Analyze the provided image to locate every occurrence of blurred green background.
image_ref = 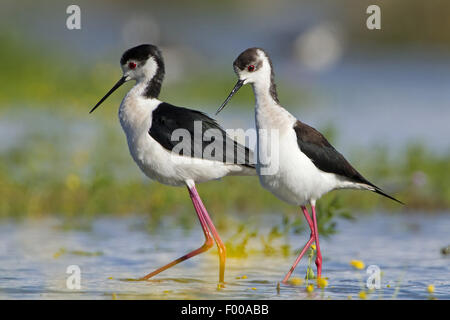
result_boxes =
[0,0,449,231]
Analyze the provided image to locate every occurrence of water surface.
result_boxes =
[0,213,448,299]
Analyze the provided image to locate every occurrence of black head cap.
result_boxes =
[233,47,278,103]
[233,47,264,71]
[120,44,162,65]
[121,44,165,99]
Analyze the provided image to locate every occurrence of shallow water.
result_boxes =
[0,213,448,300]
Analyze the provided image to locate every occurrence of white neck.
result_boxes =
[251,78,278,110]
[252,76,296,132]
[119,82,160,137]
[128,79,148,97]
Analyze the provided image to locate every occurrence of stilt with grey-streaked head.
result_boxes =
[90,44,256,283]
[216,47,403,282]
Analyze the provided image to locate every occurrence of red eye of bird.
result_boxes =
[247,65,255,72]
[128,62,136,69]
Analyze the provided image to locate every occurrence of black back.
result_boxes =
[293,120,403,204]
[293,120,372,184]
[149,102,255,168]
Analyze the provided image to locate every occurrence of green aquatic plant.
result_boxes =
[53,247,103,258]
[260,226,284,256]
[305,245,316,283]
[224,224,257,258]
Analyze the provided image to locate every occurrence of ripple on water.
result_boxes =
[0,213,448,300]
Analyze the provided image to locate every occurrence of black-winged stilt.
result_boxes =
[90,44,256,283]
[216,47,403,283]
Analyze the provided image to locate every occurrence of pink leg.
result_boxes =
[311,205,322,278]
[282,206,315,284]
[189,185,227,283]
[141,186,214,280]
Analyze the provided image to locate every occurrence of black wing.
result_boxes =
[293,120,403,204]
[149,102,254,168]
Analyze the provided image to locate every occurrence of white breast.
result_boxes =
[255,101,343,205]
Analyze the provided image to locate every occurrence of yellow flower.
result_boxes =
[386,284,391,288]
[107,277,113,280]
[242,275,248,279]
[289,277,303,286]
[306,284,314,293]
[251,287,257,290]
[350,260,365,270]
[317,277,328,288]
[359,291,367,299]
[311,244,316,251]
[427,285,435,294]
[65,173,80,191]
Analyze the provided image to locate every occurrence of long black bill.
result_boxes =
[215,79,244,115]
[89,76,127,114]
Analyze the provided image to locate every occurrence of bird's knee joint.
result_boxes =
[204,238,214,249]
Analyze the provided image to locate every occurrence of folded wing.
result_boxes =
[149,102,255,168]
